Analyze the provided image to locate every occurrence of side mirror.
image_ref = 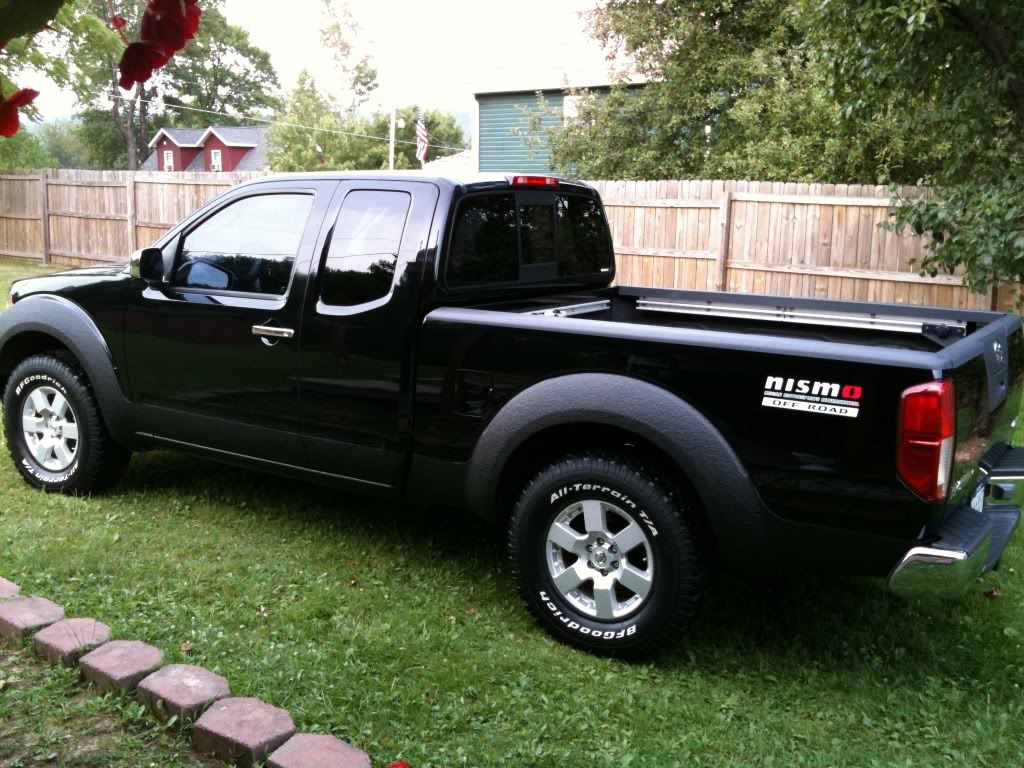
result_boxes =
[131,247,166,283]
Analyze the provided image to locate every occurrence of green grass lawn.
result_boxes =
[0,647,208,767]
[0,257,1023,767]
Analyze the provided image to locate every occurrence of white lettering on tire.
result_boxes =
[539,590,637,639]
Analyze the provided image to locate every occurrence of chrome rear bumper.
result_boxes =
[888,481,1020,599]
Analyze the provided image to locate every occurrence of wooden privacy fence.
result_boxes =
[589,179,999,311]
[0,169,261,269]
[0,170,1003,310]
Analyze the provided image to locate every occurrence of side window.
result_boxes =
[173,194,313,296]
[320,190,411,307]
[447,194,517,286]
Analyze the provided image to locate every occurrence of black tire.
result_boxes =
[508,453,705,656]
[3,353,130,494]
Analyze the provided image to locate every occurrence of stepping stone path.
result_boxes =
[194,697,296,768]
[0,577,20,600]
[269,734,372,768]
[80,639,163,693]
[34,618,111,666]
[0,596,64,640]
[138,664,231,722]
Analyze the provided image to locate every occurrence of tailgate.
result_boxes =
[947,316,1024,513]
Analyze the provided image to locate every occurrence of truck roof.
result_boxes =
[238,170,598,195]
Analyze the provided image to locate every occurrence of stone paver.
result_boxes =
[194,697,296,768]
[0,596,64,641]
[0,577,20,600]
[33,618,110,666]
[269,734,371,768]
[138,664,231,722]
[79,640,163,693]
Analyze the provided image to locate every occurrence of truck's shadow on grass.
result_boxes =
[120,452,1001,678]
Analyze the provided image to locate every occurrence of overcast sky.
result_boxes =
[31,0,620,124]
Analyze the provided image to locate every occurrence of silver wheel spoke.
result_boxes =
[552,562,590,594]
[581,500,607,534]
[548,521,586,554]
[32,438,51,465]
[51,392,69,419]
[618,564,653,599]
[22,414,43,434]
[612,522,646,554]
[61,422,78,441]
[30,389,50,414]
[52,441,73,467]
[592,581,616,620]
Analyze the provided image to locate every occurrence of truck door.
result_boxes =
[123,179,337,465]
[298,180,440,487]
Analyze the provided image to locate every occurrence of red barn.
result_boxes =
[143,126,270,173]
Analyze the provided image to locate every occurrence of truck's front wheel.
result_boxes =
[3,354,130,494]
[508,453,705,656]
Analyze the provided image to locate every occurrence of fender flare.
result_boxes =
[0,294,134,445]
[466,373,779,565]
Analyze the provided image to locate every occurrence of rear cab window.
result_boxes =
[446,190,613,288]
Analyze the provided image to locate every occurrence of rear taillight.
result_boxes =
[509,175,560,187]
[897,379,955,501]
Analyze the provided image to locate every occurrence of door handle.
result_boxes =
[252,325,295,341]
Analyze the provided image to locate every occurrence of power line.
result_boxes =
[108,94,471,155]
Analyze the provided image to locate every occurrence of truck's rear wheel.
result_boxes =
[3,354,130,494]
[508,453,705,656]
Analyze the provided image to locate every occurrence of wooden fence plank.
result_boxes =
[38,174,49,265]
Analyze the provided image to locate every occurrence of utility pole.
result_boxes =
[389,108,396,170]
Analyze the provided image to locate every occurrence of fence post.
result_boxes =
[38,172,50,264]
[714,190,733,291]
[126,173,137,253]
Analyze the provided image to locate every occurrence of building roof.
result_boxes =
[148,127,206,149]
[196,125,264,147]
[147,124,268,149]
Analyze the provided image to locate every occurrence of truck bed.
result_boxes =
[488,286,996,353]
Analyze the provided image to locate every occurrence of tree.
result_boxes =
[547,1,947,184]
[161,4,282,127]
[268,73,467,172]
[36,120,88,168]
[0,129,56,169]
[804,1,1024,295]
[320,0,377,112]
[267,72,348,172]
[62,0,279,168]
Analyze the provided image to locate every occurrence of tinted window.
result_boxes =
[173,194,313,295]
[320,190,411,306]
[447,194,517,286]
[556,194,612,276]
[446,192,612,287]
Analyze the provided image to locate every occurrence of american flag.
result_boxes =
[415,115,430,165]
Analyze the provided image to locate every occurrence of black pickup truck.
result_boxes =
[2,172,1022,655]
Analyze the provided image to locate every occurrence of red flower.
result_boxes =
[118,0,202,89]
[112,16,128,30]
[385,763,410,768]
[0,89,40,138]
[141,0,201,56]
[118,41,170,90]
